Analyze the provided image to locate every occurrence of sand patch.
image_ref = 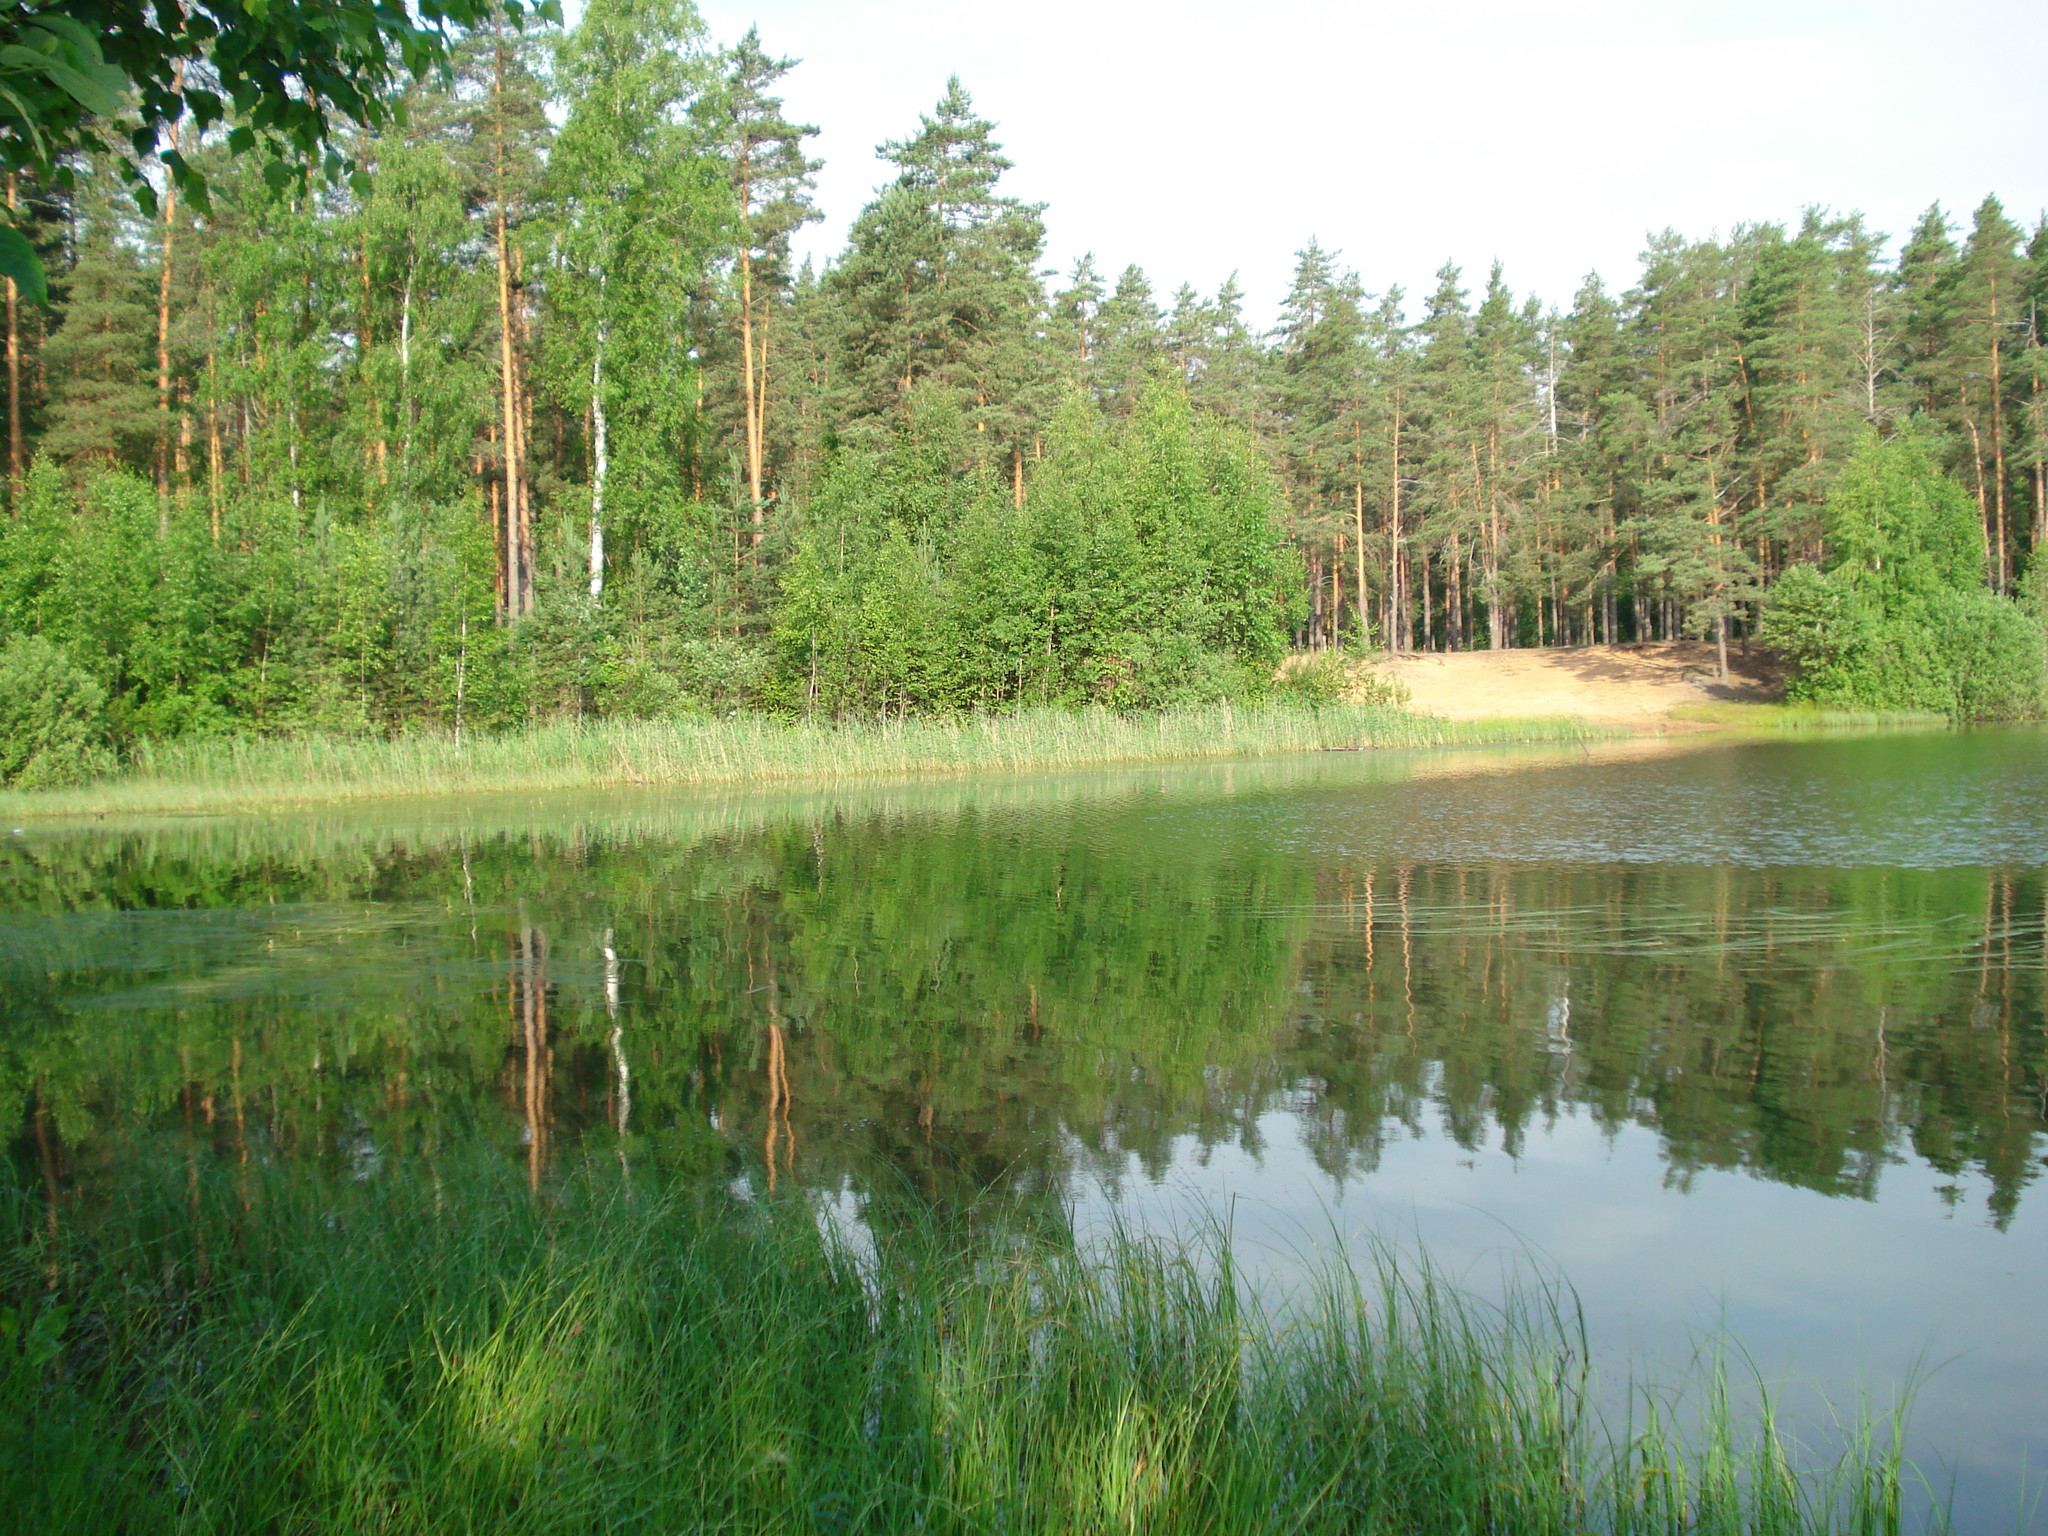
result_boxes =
[1371,642,1781,725]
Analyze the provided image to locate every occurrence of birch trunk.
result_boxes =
[589,285,610,602]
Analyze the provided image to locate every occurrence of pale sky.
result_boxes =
[693,0,2048,323]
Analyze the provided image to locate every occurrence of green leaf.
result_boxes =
[24,16,105,59]
[0,225,47,307]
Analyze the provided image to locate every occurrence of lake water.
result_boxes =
[4,727,2044,1529]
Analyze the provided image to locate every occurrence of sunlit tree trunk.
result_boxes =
[5,172,19,508]
[589,294,609,601]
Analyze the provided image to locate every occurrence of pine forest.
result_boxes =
[5,0,2048,763]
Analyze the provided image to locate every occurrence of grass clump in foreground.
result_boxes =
[0,702,1607,818]
[2,1155,1930,1535]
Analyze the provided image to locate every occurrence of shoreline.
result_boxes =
[0,703,1616,822]
[0,692,1959,827]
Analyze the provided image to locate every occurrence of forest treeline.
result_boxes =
[1,0,2046,759]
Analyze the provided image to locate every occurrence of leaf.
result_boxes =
[45,62,124,117]
[0,83,49,158]
[0,225,47,307]
[24,16,105,58]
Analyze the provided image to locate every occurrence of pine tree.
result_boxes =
[827,78,1048,470]
[40,180,156,471]
[1733,212,1875,567]
[700,27,819,546]
[1093,264,1161,416]
[1553,272,1641,644]
[2020,218,2048,555]
[449,24,552,618]
[1048,254,1105,383]
[1270,242,1367,647]
[1469,262,1541,646]
[1936,196,2029,588]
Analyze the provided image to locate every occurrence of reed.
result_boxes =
[0,1153,1932,1535]
[0,703,1609,819]
[1665,701,1951,731]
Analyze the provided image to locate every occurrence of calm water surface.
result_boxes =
[5,728,2045,1527]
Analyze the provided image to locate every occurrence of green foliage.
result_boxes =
[0,636,111,788]
[1759,433,2046,720]
[8,31,2048,753]
[0,1155,1925,1536]
[1823,430,1987,600]
[0,0,552,214]
[776,382,1293,714]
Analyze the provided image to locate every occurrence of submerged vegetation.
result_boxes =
[0,1154,1929,1535]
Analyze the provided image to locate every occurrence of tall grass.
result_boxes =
[1666,701,1952,732]
[0,1153,1930,1535]
[1,703,1609,819]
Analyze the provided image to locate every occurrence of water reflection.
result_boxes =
[4,731,2042,1232]
[7,729,2048,1521]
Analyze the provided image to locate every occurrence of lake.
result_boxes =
[4,726,2044,1529]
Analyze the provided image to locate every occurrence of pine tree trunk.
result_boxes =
[1447,537,1463,651]
[206,326,223,544]
[1307,551,1322,649]
[1351,475,1367,649]
[5,172,19,508]
[491,43,530,621]
[736,131,767,545]
[1987,270,2010,591]
[1483,432,1504,649]
[156,179,179,527]
[1390,398,1408,651]
[1332,537,1345,650]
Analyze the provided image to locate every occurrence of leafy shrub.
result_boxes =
[1930,588,2048,720]
[1273,652,1350,706]
[676,635,770,712]
[0,635,115,788]
[1757,433,2047,721]
[1272,652,1412,709]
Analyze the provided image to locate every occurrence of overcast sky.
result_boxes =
[692,0,2048,324]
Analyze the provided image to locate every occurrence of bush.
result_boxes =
[1931,588,2048,720]
[1758,572,2046,720]
[1757,432,2047,722]
[0,636,115,788]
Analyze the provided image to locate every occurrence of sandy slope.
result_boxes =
[1373,642,1781,725]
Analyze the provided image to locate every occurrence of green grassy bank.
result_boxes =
[0,703,1607,819]
[2,1155,1926,1536]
